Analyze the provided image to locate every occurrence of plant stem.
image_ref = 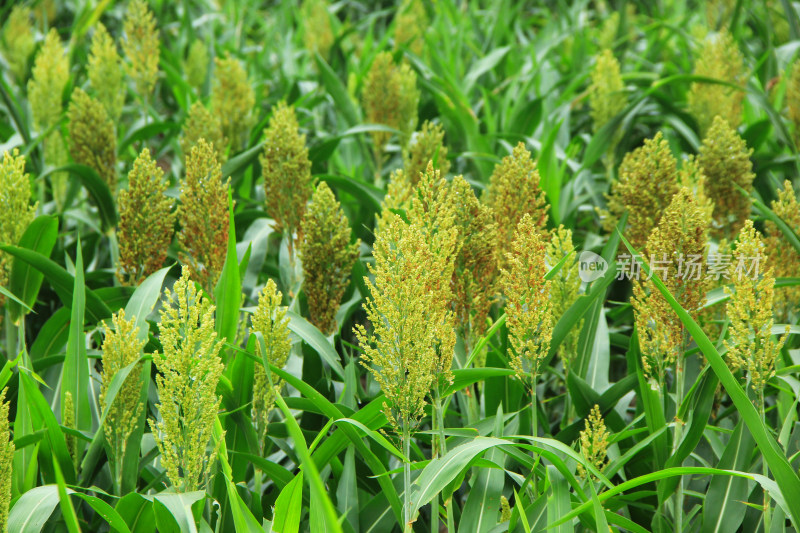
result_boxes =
[403,418,413,533]
[759,389,771,533]
[431,388,447,533]
[673,352,686,533]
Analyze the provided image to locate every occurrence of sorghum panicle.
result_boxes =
[181,101,227,163]
[697,115,754,239]
[787,60,800,147]
[63,391,77,471]
[68,88,117,191]
[632,187,711,386]
[178,139,230,293]
[764,180,800,320]
[184,39,208,91]
[725,221,788,392]
[500,214,553,388]
[122,0,160,99]
[251,279,292,449]
[28,29,69,131]
[88,23,125,123]
[499,496,512,523]
[362,52,420,166]
[403,120,450,185]
[2,6,35,81]
[601,132,679,249]
[100,310,144,467]
[117,148,175,286]
[577,404,610,479]
[0,150,37,307]
[706,0,735,29]
[151,268,224,492]
[484,142,549,270]
[260,102,314,254]
[589,48,626,152]
[393,0,427,57]
[356,167,457,432]
[299,182,360,334]
[301,0,334,61]
[687,29,745,135]
[212,55,255,152]
[0,388,12,533]
[547,225,582,374]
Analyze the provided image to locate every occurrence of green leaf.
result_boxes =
[7,215,58,322]
[52,458,80,533]
[116,493,156,533]
[8,485,61,533]
[124,265,172,343]
[153,491,205,533]
[286,311,345,379]
[273,472,304,533]
[314,53,359,127]
[40,164,117,230]
[215,194,242,350]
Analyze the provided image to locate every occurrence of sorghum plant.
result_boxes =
[787,60,800,147]
[117,148,175,286]
[393,0,428,56]
[485,142,549,270]
[0,150,36,307]
[589,48,626,161]
[100,310,145,493]
[151,268,224,493]
[2,6,34,81]
[122,0,160,102]
[299,182,360,334]
[0,388,12,533]
[261,102,314,259]
[88,23,125,123]
[601,131,679,249]
[184,39,209,91]
[500,213,553,436]
[181,101,227,163]
[697,115,754,239]
[67,88,117,192]
[687,29,745,135]
[362,51,419,173]
[251,279,292,452]
[403,120,450,184]
[178,139,230,292]
[764,180,800,320]
[547,225,582,377]
[212,55,255,152]
[300,0,334,62]
[577,405,610,480]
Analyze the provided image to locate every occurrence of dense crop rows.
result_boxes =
[1,1,800,532]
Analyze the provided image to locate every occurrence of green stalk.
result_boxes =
[759,388,771,533]
[431,387,447,533]
[403,418,413,533]
[673,350,685,533]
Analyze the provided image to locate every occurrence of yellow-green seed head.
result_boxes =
[184,39,208,90]
[63,391,77,471]
[178,139,230,293]
[260,102,314,254]
[687,30,745,135]
[403,120,450,185]
[301,0,334,62]
[0,149,37,307]
[633,187,711,387]
[28,29,69,132]
[484,142,549,271]
[2,6,35,81]
[589,49,626,155]
[786,60,800,147]
[88,23,125,123]
[724,221,787,392]
[500,213,554,388]
[577,404,610,479]
[764,180,800,321]
[362,52,420,164]
[595,11,619,51]
[151,267,224,492]
[499,495,512,523]
[212,55,255,152]
[697,115,754,239]
[122,0,160,99]
[601,131,679,250]
[299,182,360,334]
[100,310,144,468]
[546,225,582,374]
[251,279,292,449]
[706,0,736,29]
[0,388,12,533]
[67,88,117,191]
[393,0,427,57]
[181,101,227,163]
[117,148,175,286]
[356,166,457,432]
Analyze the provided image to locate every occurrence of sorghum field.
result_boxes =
[1,0,800,531]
